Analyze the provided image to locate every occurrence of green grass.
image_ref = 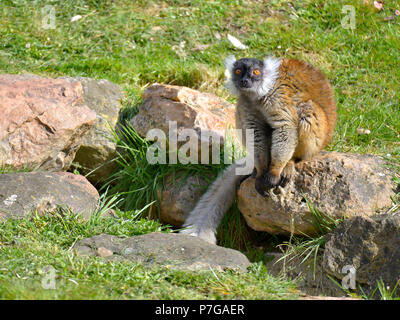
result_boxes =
[1,0,399,299]
[0,164,36,174]
[276,197,343,275]
[0,209,297,299]
[1,0,400,158]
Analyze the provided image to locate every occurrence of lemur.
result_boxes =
[180,55,337,244]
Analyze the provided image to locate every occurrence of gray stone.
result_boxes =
[73,232,251,272]
[0,172,99,220]
[322,214,400,292]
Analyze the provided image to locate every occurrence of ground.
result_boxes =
[0,0,399,299]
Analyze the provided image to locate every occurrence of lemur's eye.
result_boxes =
[253,69,260,75]
[235,69,241,75]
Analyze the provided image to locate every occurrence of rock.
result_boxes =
[130,83,236,162]
[322,214,400,293]
[73,232,251,272]
[97,247,113,257]
[71,77,123,183]
[0,74,96,171]
[238,152,396,236]
[0,74,122,182]
[0,172,99,220]
[157,173,210,226]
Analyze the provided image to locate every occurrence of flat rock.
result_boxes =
[238,152,397,236]
[0,74,96,171]
[323,214,400,292]
[0,172,99,220]
[73,232,251,272]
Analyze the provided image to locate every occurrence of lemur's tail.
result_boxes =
[180,160,250,244]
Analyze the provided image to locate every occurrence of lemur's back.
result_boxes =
[278,59,337,148]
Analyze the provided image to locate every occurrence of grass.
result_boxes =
[0,164,36,174]
[276,197,342,275]
[103,122,227,213]
[0,208,297,299]
[329,275,400,300]
[0,0,399,299]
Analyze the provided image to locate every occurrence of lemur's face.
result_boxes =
[231,58,264,92]
[225,55,281,98]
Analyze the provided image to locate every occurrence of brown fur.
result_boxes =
[239,58,337,194]
[277,59,337,162]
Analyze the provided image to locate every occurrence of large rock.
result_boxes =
[73,232,251,272]
[322,214,400,292]
[71,77,123,183]
[0,172,99,220]
[238,152,396,236]
[157,173,210,226]
[130,83,236,162]
[0,74,96,171]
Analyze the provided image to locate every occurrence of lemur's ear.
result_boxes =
[257,56,281,97]
[224,55,236,72]
[224,55,238,95]
[263,56,281,74]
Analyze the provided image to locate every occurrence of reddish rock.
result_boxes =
[134,83,235,136]
[130,83,236,161]
[0,74,96,171]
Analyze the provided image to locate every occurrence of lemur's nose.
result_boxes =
[240,79,249,87]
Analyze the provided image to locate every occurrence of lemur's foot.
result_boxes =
[255,162,295,196]
[255,171,280,196]
[279,161,295,188]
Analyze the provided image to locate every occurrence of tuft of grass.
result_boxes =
[217,201,252,251]
[276,197,342,274]
[368,279,400,300]
[102,122,226,213]
[338,278,400,300]
[0,164,36,174]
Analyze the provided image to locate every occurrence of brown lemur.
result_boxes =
[180,55,337,244]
